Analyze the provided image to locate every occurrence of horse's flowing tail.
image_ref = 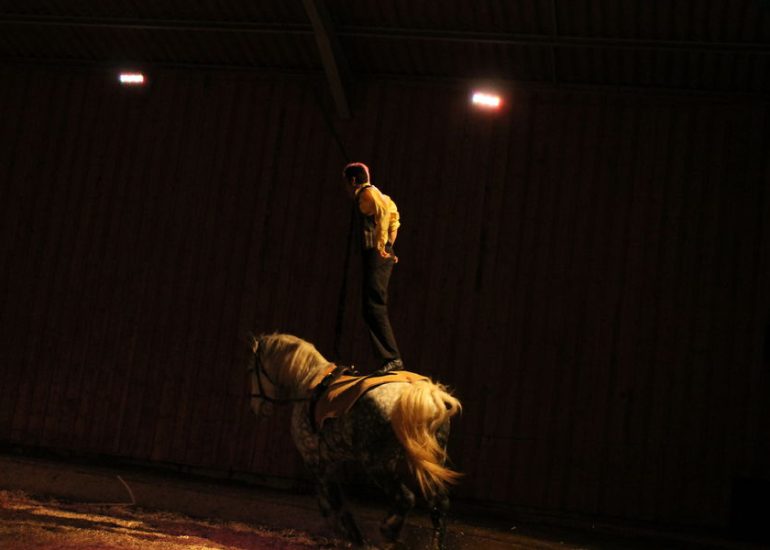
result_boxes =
[390,379,462,500]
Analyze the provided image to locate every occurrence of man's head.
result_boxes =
[343,162,370,187]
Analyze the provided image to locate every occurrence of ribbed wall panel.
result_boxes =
[0,64,768,530]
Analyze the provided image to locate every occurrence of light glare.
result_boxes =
[472,92,501,109]
[119,72,145,85]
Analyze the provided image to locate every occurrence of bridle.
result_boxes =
[248,337,309,405]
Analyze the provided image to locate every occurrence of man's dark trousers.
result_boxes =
[361,245,400,365]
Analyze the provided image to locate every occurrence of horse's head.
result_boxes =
[248,334,286,417]
[248,333,326,418]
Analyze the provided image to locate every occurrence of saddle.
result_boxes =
[308,365,428,431]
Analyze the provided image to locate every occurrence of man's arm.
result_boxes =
[387,202,400,248]
[358,188,396,260]
[388,227,398,246]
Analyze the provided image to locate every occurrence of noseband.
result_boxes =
[248,337,309,404]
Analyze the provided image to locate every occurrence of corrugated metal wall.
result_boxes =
[1,64,768,529]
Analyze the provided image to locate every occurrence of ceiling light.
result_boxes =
[119,72,146,85]
[472,91,502,109]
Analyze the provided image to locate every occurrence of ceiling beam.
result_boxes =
[1,15,768,56]
[339,27,770,56]
[301,0,351,119]
[0,15,309,34]
[549,0,560,85]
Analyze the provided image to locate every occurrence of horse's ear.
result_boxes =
[247,331,260,354]
[241,331,258,353]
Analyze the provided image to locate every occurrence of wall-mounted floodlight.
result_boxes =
[119,72,146,86]
[472,91,502,109]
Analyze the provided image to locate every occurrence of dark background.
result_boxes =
[1,0,769,536]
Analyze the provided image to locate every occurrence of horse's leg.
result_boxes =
[370,471,415,547]
[429,491,450,550]
[293,408,367,547]
[428,422,452,550]
[316,474,367,547]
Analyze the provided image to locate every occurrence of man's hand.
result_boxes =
[379,248,399,263]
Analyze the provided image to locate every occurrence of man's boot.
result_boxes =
[373,358,404,376]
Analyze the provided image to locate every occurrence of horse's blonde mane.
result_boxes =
[256,333,329,393]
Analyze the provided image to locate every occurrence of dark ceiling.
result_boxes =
[1,0,769,99]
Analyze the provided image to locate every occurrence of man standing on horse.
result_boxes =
[343,162,404,374]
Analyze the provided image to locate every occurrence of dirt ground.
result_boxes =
[0,489,324,550]
[1,487,766,550]
[0,454,543,550]
[2,488,565,550]
[0,454,765,550]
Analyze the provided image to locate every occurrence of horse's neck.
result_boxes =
[283,357,331,396]
[306,361,334,388]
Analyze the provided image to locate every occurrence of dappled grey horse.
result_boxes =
[249,333,462,549]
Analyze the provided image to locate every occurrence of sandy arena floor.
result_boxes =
[1,454,766,550]
[0,489,330,550]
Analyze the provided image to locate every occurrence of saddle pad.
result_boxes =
[314,370,429,429]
